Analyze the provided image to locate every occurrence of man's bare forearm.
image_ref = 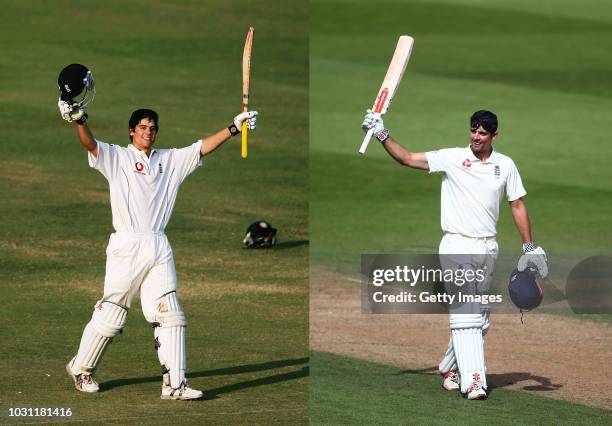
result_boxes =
[200,127,233,157]
[76,122,98,157]
[382,136,429,170]
[510,198,532,243]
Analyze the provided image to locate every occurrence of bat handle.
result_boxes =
[359,127,375,155]
[241,122,248,158]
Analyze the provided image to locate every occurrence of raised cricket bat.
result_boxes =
[359,35,414,155]
[242,27,254,159]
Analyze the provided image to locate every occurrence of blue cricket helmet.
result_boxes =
[509,267,544,311]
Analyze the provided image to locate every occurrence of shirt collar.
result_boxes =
[128,143,156,158]
[464,145,498,164]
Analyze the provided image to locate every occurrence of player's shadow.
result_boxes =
[101,357,309,397]
[393,368,561,397]
[395,366,438,375]
[203,366,308,400]
[274,239,309,249]
[487,372,562,395]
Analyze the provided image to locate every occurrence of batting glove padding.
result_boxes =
[58,99,74,122]
[233,111,258,132]
[362,109,384,135]
[517,244,548,279]
[58,98,86,123]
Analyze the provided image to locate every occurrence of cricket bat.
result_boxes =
[359,35,414,155]
[242,27,254,159]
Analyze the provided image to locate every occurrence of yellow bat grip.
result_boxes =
[241,122,248,158]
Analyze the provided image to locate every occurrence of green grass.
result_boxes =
[310,352,612,425]
[0,0,307,424]
[310,0,612,421]
[311,0,612,273]
[310,0,612,276]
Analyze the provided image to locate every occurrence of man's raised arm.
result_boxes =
[200,111,258,157]
[58,98,98,157]
[380,136,429,170]
[76,122,98,157]
[361,110,429,170]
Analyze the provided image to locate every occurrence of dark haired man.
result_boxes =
[59,99,257,400]
[361,109,547,400]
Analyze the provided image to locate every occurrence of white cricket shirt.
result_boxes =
[426,146,526,238]
[89,140,203,233]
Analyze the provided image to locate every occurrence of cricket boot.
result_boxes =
[465,381,487,400]
[442,370,460,391]
[66,356,100,393]
[161,372,203,400]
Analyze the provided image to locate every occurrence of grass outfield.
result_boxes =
[311,0,612,272]
[0,0,307,424]
[310,352,612,426]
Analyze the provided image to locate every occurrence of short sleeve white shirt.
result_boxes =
[425,146,526,238]
[88,140,203,233]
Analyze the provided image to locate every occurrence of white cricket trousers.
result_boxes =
[103,231,179,319]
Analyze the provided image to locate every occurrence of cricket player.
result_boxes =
[361,109,548,400]
[58,98,257,400]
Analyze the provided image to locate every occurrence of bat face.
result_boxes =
[358,35,414,155]
[373,35,414,116]
[242,27,254,112]
[242,27,254,159]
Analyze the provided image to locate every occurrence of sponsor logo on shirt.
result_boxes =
[494,165,500,179]
[135,162,145,174]
[462,159,472,168]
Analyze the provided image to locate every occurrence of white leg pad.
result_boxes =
[73,301,128,374]
[438,336,457,373]
[154,292,187,388]
[450,314,487,393]
[482,308,491,337]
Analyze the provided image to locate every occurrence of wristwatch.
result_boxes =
[228,124,240,136]
[375,128,390,143]
[75,113,88,125]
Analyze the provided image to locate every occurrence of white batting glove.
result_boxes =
[517,243,548,279]
[361,109,384,135]
[58,98,86,123]
[58,99,75,122]
[233,111,258,132]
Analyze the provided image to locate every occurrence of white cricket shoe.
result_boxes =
[66,356,99,393]
[466,381,487,400]
[442,371,460,391]
[161,380,203,400]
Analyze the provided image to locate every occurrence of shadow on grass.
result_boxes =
[394,367,561,396]
[239,240,308,251]
[204,366,308,400]
[101,357,309,396]
[274,240,309,249]
[488,372,562,394]
[395,366,438,375]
